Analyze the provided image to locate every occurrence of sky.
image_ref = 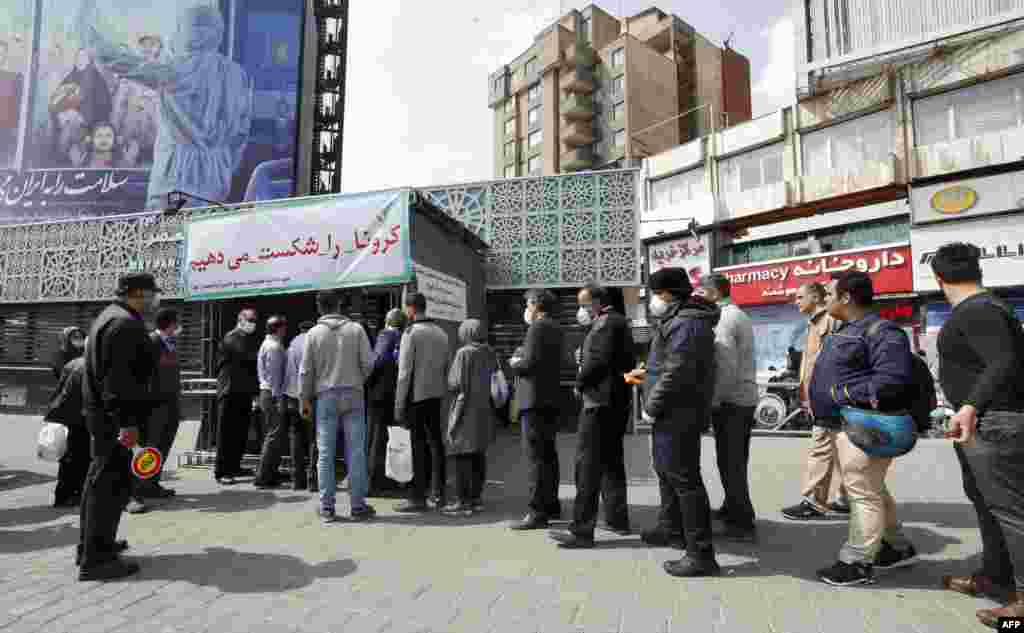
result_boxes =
[341,0,795,194]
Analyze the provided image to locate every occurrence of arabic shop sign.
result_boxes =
[646,234,711,288]
[715,243,913,306]
[912,216,1024,291]
[0,169,145,214]
[184,190,413,300]
[413,263,468,322]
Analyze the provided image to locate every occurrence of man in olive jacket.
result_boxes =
[79,273,161,581]
[550,283,634,548]
[632,267,721,578]
[509,289,565,530]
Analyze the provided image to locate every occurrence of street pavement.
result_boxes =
[0,413,1003,633]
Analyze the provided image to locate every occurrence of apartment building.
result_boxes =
[488,5,752,178]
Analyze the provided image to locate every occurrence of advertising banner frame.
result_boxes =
[912,214,1024,292]
[911,171,1024,226]
[182,188,414,301]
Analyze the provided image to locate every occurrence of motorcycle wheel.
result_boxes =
[754,394,788,430]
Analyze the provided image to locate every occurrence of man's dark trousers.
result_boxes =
[570,404,629,536]
[214,393,253,478]
[521,407,561,519]
[711,403,757,529]
[256,391,288,483]
[283,397,310,488]
[408,398,445,503]
[367,399,393,489]
[653,417,714,557]
[79,445,133,567]
[956,412,1024,591]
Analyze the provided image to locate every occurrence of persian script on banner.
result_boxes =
[184,190,414,300]
[646,234,710,287]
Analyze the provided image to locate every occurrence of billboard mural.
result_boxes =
[0,0,304,223]
[0,0,32,170]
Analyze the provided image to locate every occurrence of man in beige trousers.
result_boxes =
[780,282,850,520]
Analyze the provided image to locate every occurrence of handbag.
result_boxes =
[37,422,69,462]
[840,406,917,458]
[491,367,510,409]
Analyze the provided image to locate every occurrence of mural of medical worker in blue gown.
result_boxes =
[77,1,253,210]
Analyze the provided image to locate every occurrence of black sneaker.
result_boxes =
[664,555,720,578]
[817,561,875,586]
[440,502,473,517]
[350,505,377,522]
[874,542,918,570]
[318,508,337,524]
[78,558,140,582]
[828,501,851,515]
[781,500,830,521]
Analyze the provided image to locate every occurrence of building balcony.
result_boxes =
[562,120,595,147]
[913,127,1024,179]
[563,42,596,68]
[561,94,594,121]
[718,181,793,223]
[798,156,901,204]
[563,64,595,94]
[561,147,595,172]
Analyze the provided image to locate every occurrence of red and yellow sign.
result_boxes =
[131,447,163,480]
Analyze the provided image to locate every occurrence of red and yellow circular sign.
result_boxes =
[131,447,163,479]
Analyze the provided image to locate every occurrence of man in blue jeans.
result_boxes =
[300,290,375,523]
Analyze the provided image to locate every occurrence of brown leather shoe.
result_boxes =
[977,592,1024,629]
[942,574,1001,597]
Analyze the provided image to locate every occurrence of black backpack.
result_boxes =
[865,320,937,434]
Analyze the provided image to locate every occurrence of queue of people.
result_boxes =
[40,240,1024,630]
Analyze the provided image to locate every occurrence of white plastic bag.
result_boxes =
[37,422,69,462]
[491,368,510,409]
[385,426,413,483]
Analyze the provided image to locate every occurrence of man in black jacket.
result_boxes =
[366,308,406,496]
[929,243,1024,628]
[631,267,721,577]
[550,283,633,548]
[78,273,161,581]
[214,308,260,485]
[509,289,565,530]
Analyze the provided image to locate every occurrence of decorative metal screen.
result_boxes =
[422,169,641,289]
[0,169,641,302]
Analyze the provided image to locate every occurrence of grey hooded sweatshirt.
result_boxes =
[299,315,374,400]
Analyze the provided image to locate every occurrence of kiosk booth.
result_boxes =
[181,188,488,454]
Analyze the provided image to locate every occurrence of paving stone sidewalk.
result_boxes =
[0,414,1002,632]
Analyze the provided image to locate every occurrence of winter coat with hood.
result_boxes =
[643,296,720,423]
[300,314,373,400]
[446,319,499,455]
[51,326,85,380]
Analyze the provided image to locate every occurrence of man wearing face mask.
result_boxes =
[508,289,565,530]
[214,308,261,485]
[79,273,162,580]
[127,308,182,512]
[628,267,721,577]
[549,283,633,548]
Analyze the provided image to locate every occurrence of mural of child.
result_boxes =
[69,120,139,168]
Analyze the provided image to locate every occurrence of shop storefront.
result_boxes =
[911,208,1024,370]
[714,242,917,379]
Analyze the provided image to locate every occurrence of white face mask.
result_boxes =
[649,295,672,317]
[576,306,593,327]
[523,308,533,326]
[239,320,256,334]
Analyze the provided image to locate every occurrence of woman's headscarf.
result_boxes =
[458,318,487,346]
[385,308,407,330]
[51,326,86,378]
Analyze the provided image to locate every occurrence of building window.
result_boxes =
[504,118,515,136]
[802,110,893,177]
[581,17,591,42]
[611,101,625,121]
[612,76,624,97]
[504,142,516,160]
[611,47,624,68]
[504,165,516,178]
[914,73,1024,147]
[525,57,538,77]
[528,106,540,126]
[528,129,543,148]
[529,155,542,174]
[650,168,707,210]
[613,129,625,148]
[720,143,784,193]
[528,83,541,102]
[504,99,515,115]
